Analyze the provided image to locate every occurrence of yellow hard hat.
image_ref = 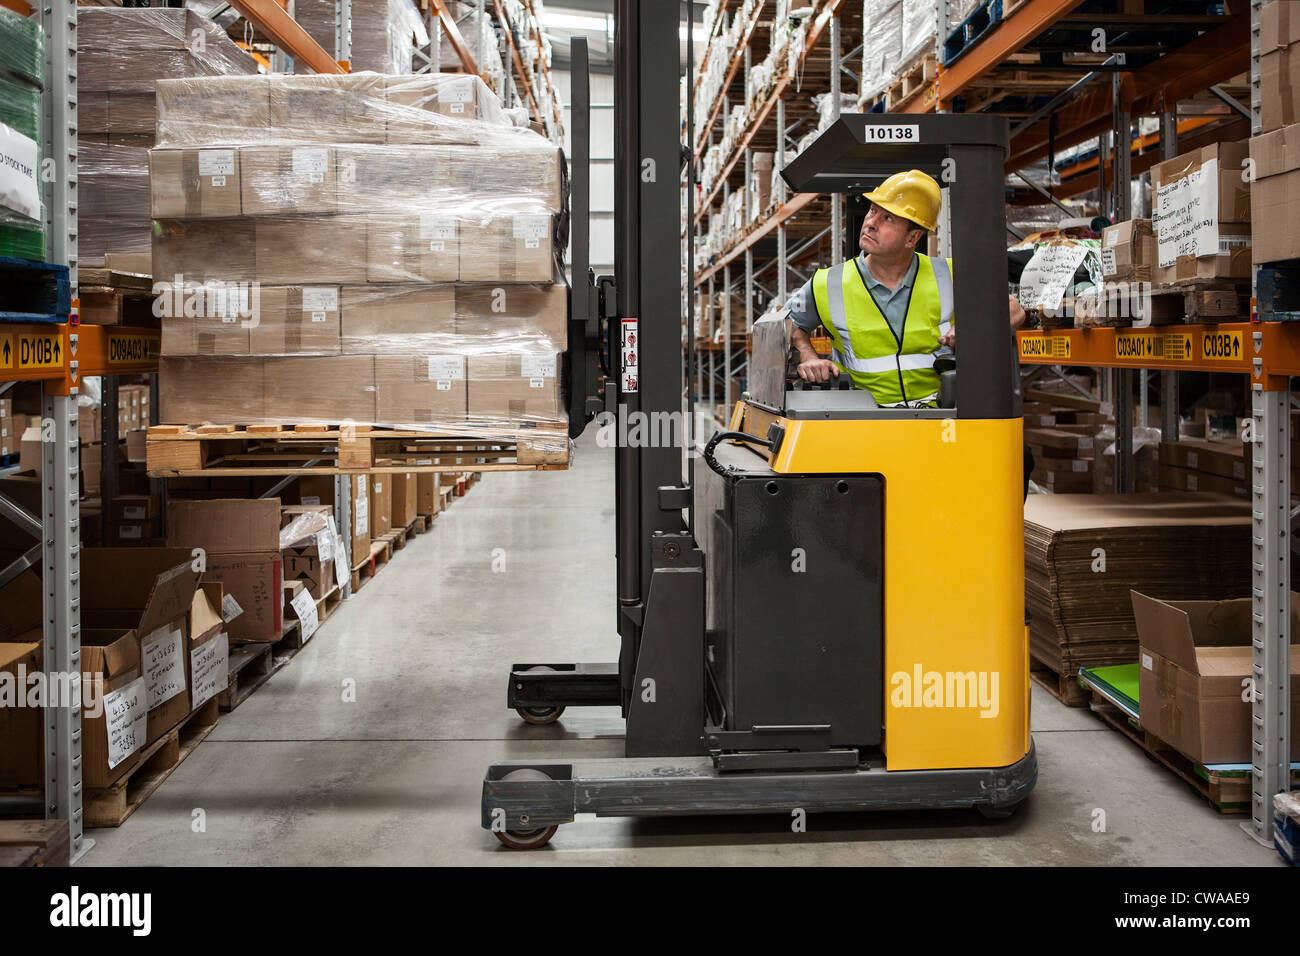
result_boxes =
[863,169,941,232]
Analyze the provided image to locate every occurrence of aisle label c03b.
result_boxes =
[1201,330,1243,362]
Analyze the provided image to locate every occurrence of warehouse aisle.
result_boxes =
[81,431,1279,866]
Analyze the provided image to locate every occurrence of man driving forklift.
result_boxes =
[787,169,1027,406]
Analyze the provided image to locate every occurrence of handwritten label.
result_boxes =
[355,475,368,536]
[291,588,319,643]
[104,677,148,769]
[1018,242,1092,312]
[1153,158,1218,267]
[190,633,229,710]
[141,625,186,709]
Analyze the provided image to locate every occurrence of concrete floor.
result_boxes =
[82,430,1282,866]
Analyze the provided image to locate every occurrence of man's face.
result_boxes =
[860,203,920,256]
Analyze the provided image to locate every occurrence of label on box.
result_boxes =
[302,495,321,506]
[1105,230,1119,247]
[327,516,348,591]
[1187,474,1198,490]
[0,124,40,220]
[1099,247,1117,276]
[292,148,329,179]
[529,378,545,388]
[1154,159,1218,268]
[428,355,465,382]
[221,592,243,623]
[211,175,226,187]
[291,588,319,643]
[1186,452,1199,469]
[1218,235,1250,254]
[198,149,235,177]
[437,381,452,391]
[514,215,550,240]
[141,625,187,710]
[1141,653,1153,671]
[301,287,338,313]
[117,525,142,540]
[444,80,473,103]
[123,504,147,520]
[105,676,147,769]
[419,214,457,240]
[520,355,555,379]
[190,633,229,710]
[451,103,465,114]
[314,527,334,563]
[355,475,368,535]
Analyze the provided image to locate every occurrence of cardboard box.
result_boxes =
[161,312,253,356]
[1250,122,1300,264]
[417,473,439,515]
[1100,219,1155,282]
[1157,464,1248,498]
[1132,590,1300,765]
[149,148,243,219]
[201,552,281,643]
[1154,222,1252,284]
[370,473,392,539]
[267,73,385,144]
[1151,141,1251,279]
[259,355,376,425]
[340,284,456,352]
[1261,0,1300,133]
[383,73,494,137]
[374,355,468,427]
[167,498,280,554]
[1158,439,1247,482]
[159,356,265,424]
[155,76,271,146]
[80,628,147,788]
[250,286,341,355]
[456,283,567,348]
[106,518,163,545]
[365,213,460,282]
[152,218,256,284]
[187,582,228,712]
[239,146,337,217]
[466,353,563,423]
[0,640,42,790]
[471,145,564,213]
[297,475,369,570]
[19,425,41,477]
[335,145,465,208]
[459,215,555,283]
[255,216,367,285]
[81,549,204,747]
[280,506,338,600]
[391,471,418,530]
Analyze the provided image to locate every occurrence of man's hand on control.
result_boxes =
[939,329,955,349]
[795,353,837,382]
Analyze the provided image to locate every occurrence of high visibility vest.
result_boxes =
[811,253,954,407]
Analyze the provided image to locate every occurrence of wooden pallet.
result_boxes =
[1084,688,1300,814]
[885,52,937,112]
[275,584,341,654]
[1029,654,1090,707]
[146,424,569,477]
[0,820,70,867]
[85,699,219,828]
[217,642,281,712]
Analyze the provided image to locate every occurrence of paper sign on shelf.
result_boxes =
[291,588,319,643]
[141,625,187,710]
[190,634,229,710]
[314,528,334,563]
[1017,243,1091,313]
[104,677,148,769]
[0,123,40,220]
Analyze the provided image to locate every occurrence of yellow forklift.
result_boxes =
[481,2,1034,848]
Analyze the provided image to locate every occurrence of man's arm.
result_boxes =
[793,326,838,382]
[938,295,1027,348]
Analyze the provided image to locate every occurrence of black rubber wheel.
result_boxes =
[514,666,564,724]
[977,801,1023,820]
[516,705,566,724]
[493,769,559,850]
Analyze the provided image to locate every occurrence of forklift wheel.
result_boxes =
[495,824,559,849]
[977,801,1024,820]
[516,705,567,724]
[494,768,559,849]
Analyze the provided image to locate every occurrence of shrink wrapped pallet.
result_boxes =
[0,6,44,261]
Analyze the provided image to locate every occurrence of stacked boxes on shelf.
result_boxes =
[1150,140,1252,285]
[0,5,45,260]
[76,6,258,261]
[149,72,570,452]
[1251,3,1300,268]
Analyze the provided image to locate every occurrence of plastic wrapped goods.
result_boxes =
[151,72,571,447]
[0,7,44,261]
[77,6,258,260]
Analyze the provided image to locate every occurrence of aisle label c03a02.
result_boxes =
[1018,334,1070,360]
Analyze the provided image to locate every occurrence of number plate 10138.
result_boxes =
[864,125,919,142]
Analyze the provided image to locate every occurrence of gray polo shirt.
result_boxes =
[789,252,919,343]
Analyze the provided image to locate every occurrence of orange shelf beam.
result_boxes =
[431,0,479,76]
[695,192,820,285]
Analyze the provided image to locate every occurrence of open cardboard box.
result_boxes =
[1132,590,1300,765]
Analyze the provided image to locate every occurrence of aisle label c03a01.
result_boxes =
[1113,331,1194,362]
[1018,334,1070,360]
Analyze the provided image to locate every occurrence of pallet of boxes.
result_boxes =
[144,72,570,581]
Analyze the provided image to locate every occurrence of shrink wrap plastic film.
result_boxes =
[77,6,259,259]
[151,72,572,450]
[0,7,44,260]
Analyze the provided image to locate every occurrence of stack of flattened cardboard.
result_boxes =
[1024,493,1253,677]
